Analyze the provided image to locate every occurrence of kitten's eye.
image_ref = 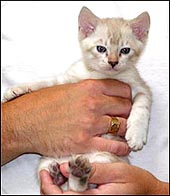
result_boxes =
[96,46,107,53]
[120,47,130,54]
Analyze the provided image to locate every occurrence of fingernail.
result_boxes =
[39,169,49,179]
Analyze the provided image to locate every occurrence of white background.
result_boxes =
[1,1,169,194]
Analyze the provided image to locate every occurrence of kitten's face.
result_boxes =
[78,7,150,75]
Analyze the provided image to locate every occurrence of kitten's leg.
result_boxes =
[3,79,60,102]
[68,155,92,192]
[3,85,33,102]
[2,71,75,102]
[125,88,152,151]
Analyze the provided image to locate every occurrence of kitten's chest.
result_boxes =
[69,60,142,93]
[89,68,140,89]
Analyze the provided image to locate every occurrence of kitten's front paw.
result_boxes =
[125,126,147,151]
[48,161,67,186]
[68,156,92,191]
[3,87,30,102]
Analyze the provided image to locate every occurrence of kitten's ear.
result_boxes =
[130,12,150,42]
[78,7,100,40]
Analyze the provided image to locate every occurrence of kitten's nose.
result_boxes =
[108,61,118,68]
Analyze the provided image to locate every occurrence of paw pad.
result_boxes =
[48,161,67,186]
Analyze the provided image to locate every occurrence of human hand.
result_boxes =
[30,79,131,157]
[40,162,169,195]
[2,79,131,164]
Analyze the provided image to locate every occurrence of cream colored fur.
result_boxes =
[3,7,152,191]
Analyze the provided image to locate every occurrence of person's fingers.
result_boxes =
[101,96,132,118]
[98,79,132,99]
[60,162,130,184]
[110,117,127,137]
[89,137,130,156]
[91,116,127,137]
[75,136,130,155]
[89,162,129,184]
[40,170,53,184]
[83,183,134,195]
[89,115,111,136]
[82,184,116,195]
[39,170,62,195]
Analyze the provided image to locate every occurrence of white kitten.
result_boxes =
[3,7,152,191]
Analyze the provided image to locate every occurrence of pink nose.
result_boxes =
[108,61,118,68]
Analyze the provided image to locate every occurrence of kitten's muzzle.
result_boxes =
[108,61,118,68]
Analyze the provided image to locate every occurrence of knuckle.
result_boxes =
[120,118,127,134]
[81,115,97,133]
[125,98,132,108]
[111,142,128,156]
[83,95,101,112]
[85,115,96,129]
[121,144,130,156]
[81,79,99,91]
[87,97,98,111]
[123,83,132,99]
[123,99,132,117]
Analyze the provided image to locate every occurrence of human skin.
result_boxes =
[1,79,131,165]
[40,162,169,195]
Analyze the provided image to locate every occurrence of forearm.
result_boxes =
[145,169,169,195]
[1,80,131,165]
[1,86,58,165]
[1,99,34,165]
[153,181,169,195]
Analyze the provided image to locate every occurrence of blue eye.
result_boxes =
[96,46,107,53]
[120,47,130,54]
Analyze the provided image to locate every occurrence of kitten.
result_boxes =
[3,7,152,192]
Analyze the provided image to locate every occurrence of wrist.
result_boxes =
[1,97,37,165]
[154,180,169,195]
[148,176,169,195]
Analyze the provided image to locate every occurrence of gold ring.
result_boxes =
[108,117,121,135]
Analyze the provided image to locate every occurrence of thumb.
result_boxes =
[39,170,62,195]
[60,162,129,184]
[89,162,128,184]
